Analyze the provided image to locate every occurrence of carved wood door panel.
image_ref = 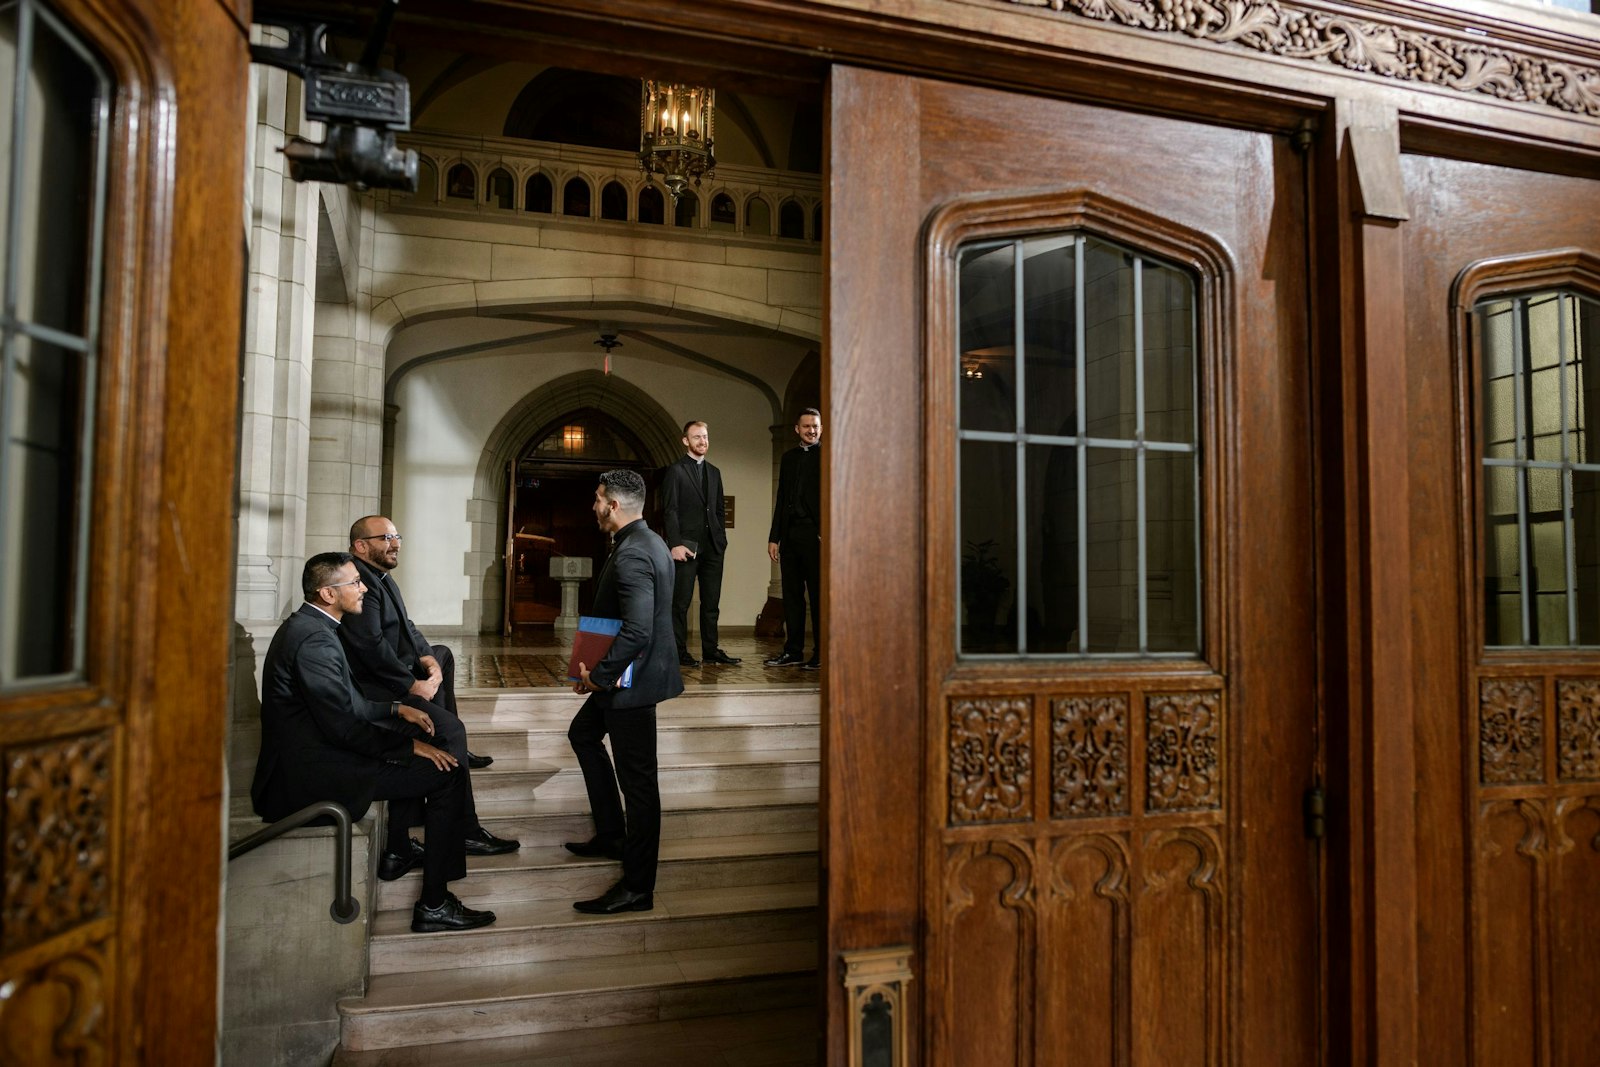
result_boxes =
[1395,154,1600,1065]
[826,67,1320,1066]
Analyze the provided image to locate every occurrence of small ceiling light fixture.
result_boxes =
[639,80,715,203]
[962,357,984,380]
[594,324,623,375]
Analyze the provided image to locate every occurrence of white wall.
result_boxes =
[392,348,777,629]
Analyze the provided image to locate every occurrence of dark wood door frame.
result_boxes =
[2,0,1587,1061]
[243,4,1597,1063]
[0,0,247,1063]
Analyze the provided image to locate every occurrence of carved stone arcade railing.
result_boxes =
[386,130,826,242]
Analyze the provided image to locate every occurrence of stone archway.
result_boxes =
[463,369,682,631]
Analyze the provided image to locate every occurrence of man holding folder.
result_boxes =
[565,468,684,913]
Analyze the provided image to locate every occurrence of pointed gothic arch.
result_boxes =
[463,370,682,630]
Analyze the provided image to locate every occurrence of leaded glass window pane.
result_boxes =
[956,231,1201,659]
[1478,290,1600,648]
[0,0,110,685]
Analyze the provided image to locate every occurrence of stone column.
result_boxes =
[234,44,318,627]
[305,189,385,554]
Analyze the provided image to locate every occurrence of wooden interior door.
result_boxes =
[0,0,245,1062]
[1392,152,1600,1065]
[825,66,1322,1065]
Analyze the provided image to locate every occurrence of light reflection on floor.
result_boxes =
[454,632,817,689]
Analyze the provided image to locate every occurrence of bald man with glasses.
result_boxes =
[342,515,519,868]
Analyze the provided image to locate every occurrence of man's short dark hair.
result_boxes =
[303,552,355,600]
[683,419,706,435]
[349,515,384,544]
[598,469,646,512]
[799,407,820,420]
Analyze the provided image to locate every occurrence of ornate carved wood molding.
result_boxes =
[997,0,1600,119]
[2,733,114,955]
[1480,677,1544,784]
[948,697,1033,823]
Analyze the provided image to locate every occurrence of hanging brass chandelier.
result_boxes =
[639,80,716,201]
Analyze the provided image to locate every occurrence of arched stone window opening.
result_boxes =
[710,192,737,232]
[525,172,554,214]
[413,158,438,202]
[674,191,699,229]
[486,168,514,209]
[779,199,805,239]
[812,202,823,243]
[446,163,475,201]
[745,196,772,236]
[638,185,665,225]
[600,180,628,221]
[562,177,591,217]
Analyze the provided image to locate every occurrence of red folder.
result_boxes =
[567,616,628,685]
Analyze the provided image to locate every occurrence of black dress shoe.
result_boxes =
[702,649,742,665]
[764,651,805,666]
[678,651,700,667]
[378,838,424,881]
[573,881,653,914]
[411,892,497,933]
[563,836,623,860]
[466,751,494,769]
[802,658,821,671]
[463,826,519,856]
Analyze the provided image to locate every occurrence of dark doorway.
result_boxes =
[504,409,660,630]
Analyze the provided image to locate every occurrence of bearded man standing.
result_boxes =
[565,469,684,914]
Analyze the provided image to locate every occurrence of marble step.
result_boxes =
[466,749,819,802]
[227,786,817,844]
[472,787,818,846]
[455,686,820,722]
[375,832,819,910]
[228,716,818,782]
[369,882,817,975]
[337,939,819,1051]
[331,1004,819,1066]
[460,721,819,761]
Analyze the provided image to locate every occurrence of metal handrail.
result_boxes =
[228,800,361,924]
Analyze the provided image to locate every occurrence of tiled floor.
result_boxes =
[455,632,816,689]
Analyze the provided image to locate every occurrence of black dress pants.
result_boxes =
[394,693,480,831]
[780,525,821,658]
[373,757,469,903]
[427,643,457,714]
[671,547,724,657]
[567,696,660,893]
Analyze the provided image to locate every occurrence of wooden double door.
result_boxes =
[825,67,1323,1065]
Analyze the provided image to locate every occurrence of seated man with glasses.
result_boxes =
[341,515,518,875]
[251,552,495,932]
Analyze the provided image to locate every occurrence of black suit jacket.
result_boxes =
[661,454,727,555]
[587,518,685,709]
[251,604,412,822]
[341,556,431,701]
[768,444,821,545]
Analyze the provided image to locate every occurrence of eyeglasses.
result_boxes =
[323,577,367,590]
[358,533,403,544]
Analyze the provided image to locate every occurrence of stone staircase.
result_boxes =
[331,685,822,1065]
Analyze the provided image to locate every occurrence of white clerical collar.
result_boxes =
[688,454,705,464]
[309,603,341,626]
